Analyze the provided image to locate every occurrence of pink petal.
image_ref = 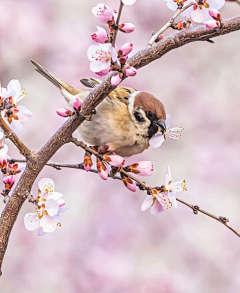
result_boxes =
[149,135,165,148]
[38,178,55,194]
[57,199,65,208]
[40,215,58,233]
[118,42,133,56]
[122,0,136,5]
[111,73,122,86]
[38,228,46,236]
[45,199,59,217]
[141,195,154,211]
[119,23,135,33]
[151,201,164,215]
[24,213,40,231]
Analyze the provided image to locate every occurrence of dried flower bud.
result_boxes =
[3,175,15,190]
[84,152,93,172]
[125,161,153,176]
[56,109,72,117]
[97,158,108,180]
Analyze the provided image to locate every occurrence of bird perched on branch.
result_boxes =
[31,60,166,157]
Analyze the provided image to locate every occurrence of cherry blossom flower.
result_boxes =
[149,114,184,148]
[87,43,117,73]
[103,153,125,167]
[180,0,225,23]
[24,178,67,236]
[125,161,153,176]
[97,158,108,180]
[141,192,172,215]
[118,42,133,57]
[71,98,82,112]
[119,23,135,33]
[164,0,192,13]
[91,26,109,44]
[92,3,114,24]
[122,0,136,5]
[1,80,33,135]
[111,73,123,86]
[56,108,72,117]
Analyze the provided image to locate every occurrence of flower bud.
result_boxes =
[92,3,114,25]
[122,176,137,192]
[72,98,82,112]
[97,158,108,180]
[118,43,133,57]
[125,161,153,176]
[8,163,22,175]
[118,56,128,65]
[3,175,15,190]
[208,9,221,21]
[205,20,220,29]
[103,153,125,167]
[111,73,123,86]
[56,109,72,117]
[123,66,137,77]
[84,152,93,172]
[91,26,109,44]
[119,23,135,33]
[0,147,8,169]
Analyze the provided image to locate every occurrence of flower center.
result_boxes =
[92,50,111,63]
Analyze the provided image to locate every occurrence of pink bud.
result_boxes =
[205,20,220,29]
[118,43,133,57]
[92,3,114,24]
[56,109,72,117]
[111,73,123,86]
[123,177,137,192]
[208,9,221,21]
[119,23,135,33]
[103,153,125,167]
[57,199,65,208]
[119,56,128,65]
[72,98,82,112]
[84,152,93,172]
[97,158,108,180]
[91,26,109,44]
[0,148,7,169]
[123,66,137,77]
[3,175,15,189]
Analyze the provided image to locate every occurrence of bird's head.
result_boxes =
[128,91,166,138]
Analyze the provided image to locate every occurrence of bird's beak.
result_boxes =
[156,120,166,134]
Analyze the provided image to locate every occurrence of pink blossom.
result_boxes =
[206,20,220,28]
[91,26,109,44]
[92,3,114,24]
[111,73,123,86]
[119,23,135,33]
[87,43,117,73]
[123,66,137,77]
[208,8,221,20]
[95,67,111,77]
[103,153,125,167]
[122,0,136,5]
[118,42,133,57]
[57,199,65,208]
[71,98,82,112]
[56,108,72,117]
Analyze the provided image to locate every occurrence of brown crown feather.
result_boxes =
[134,92,166,120]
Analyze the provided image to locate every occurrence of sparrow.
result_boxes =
[31,60,166,157]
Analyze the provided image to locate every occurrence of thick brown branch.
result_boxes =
[0,116,31,157]
[0,15,240,275]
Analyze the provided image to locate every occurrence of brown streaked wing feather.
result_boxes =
[80,78,102,88]
[108,86,137,105]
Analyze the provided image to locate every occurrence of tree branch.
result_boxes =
[1,15,240,275]
[0,116,31,158]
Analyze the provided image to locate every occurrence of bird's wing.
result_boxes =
[80,78,137,105]
[31,59,83,95]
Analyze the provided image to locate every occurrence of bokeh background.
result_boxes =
[0,0,240,292]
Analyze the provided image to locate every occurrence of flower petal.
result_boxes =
[151,201,164,215]
[149,135,165,148]
[38,178,55,194]
[24,213,40,231]
[40,215,58,233]
[15,105,33,122]
[141,195,153,211]
[45,199,59,217]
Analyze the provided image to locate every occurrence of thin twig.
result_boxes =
[148,2,195,46]
[111,1,124,47]
[0,116,31,158]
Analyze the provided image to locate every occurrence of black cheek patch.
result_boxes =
[134,111,145,122]
[148,123,159,138]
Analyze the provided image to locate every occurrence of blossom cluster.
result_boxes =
[87,2,137,86]
[24,178,68,236]
[0,80,32,197]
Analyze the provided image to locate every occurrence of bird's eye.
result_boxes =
[134,111,145,122]
[146,111,153,119]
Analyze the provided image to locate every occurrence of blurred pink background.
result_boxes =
[0,0,240,292]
